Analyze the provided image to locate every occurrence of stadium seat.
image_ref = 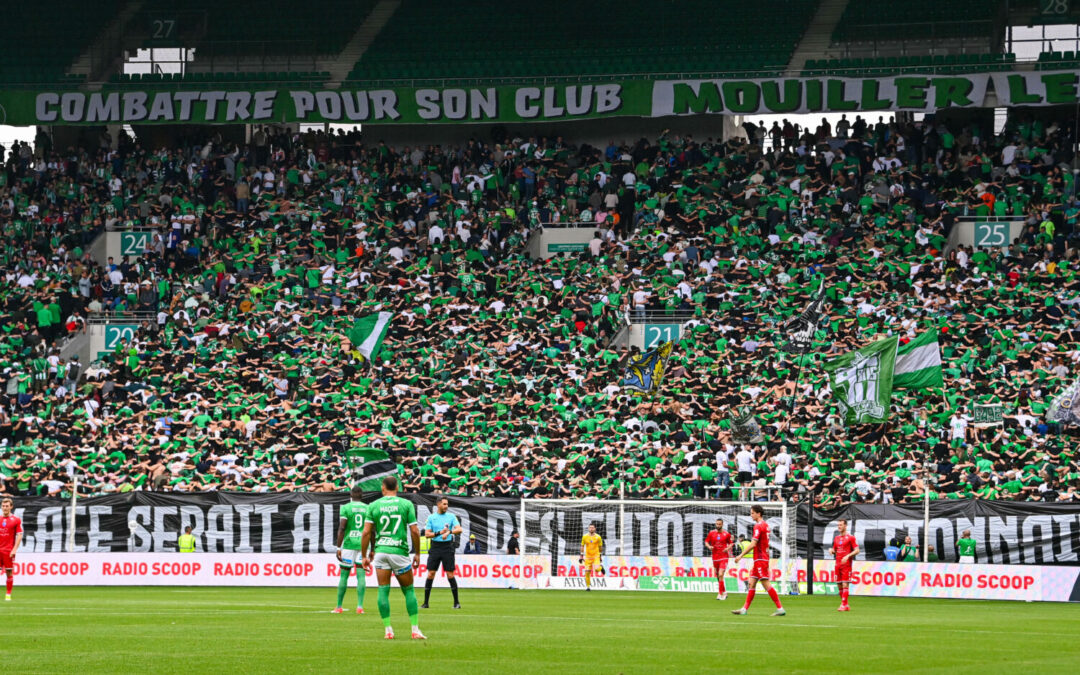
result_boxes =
[832,0,991,45]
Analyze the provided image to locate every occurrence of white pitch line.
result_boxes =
[23,602,317,610]
[2,609,330,617]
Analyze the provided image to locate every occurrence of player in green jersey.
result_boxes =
[361,476,425,640]
[332,484,368,614]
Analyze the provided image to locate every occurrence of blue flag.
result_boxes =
[621,341,674,395]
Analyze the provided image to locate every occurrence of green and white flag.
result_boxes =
[346,447,398,490]
[1047,379,1080,425]
[894,331,944,390]
[823,336,898,425]
[346,312,392,361]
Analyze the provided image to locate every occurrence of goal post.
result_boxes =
[519,499,797,594]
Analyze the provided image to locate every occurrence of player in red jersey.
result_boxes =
[830,519,859,611]
[704,519,734,600]
[731,505,785,616]
[0,497,24,601]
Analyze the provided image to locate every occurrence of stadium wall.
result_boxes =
[9,494,1080,565]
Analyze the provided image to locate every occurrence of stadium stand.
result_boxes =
[349,0,820,81]
[1,115,1078,504]
[133,0,378,56]
[0,2,120,85]
[831,0,997,45]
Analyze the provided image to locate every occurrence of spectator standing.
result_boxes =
[899,535,919,562]
[884,541,901,561]
[178,526,196,553]
[957,530,977,563]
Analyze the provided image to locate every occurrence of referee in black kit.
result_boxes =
[422,496,463,609]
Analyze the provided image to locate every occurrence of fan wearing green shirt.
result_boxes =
[899,535,919,562]
[361,476,425,640]
[957,530,977,564]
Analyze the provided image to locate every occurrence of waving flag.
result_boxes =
[783,277,826,354]
[731,410,764,444]
[1048,379,1080,426]
[346,312,392,361]
[346,447,398,490]
[894,331,944,389]
[823,336,898,424]
[621,341,674,395]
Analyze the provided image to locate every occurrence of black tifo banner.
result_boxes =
[8,493,1080,565]
[805,501,1080,565]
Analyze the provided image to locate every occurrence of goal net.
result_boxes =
[520,499,797,594]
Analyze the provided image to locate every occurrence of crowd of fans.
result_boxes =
[1,113,1078,505]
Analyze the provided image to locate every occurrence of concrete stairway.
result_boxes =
[59,331,91,367]
[68,0,145,84]
[326,0,402,87]
[785,0,851,76]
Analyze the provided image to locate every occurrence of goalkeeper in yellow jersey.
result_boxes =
[579,523,604,591]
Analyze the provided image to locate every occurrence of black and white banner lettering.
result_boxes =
[803,501,1080,565]
[8,493,519,555]
[8,494,1080,565]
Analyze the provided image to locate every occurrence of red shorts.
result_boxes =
[835,565,852,583]
[0,551,13,569]
[712,559,728,573]
[750,559,770,579]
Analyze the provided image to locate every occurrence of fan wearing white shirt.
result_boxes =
[774,462,790,486]
[949,413,969,444]
[735,448,755,486]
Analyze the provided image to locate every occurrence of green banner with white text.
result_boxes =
[0,81,650,126]
[651,70,1080,116]
[1,70,1078,125]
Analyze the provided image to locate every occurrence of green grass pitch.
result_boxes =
[6,587,1079,673]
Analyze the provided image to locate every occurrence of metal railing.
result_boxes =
[87,311,157,325]
[629,310,695,324]
[538,221,608,230]
[705,484,787,501]
[1,63,789,89]
[9,58,1053,90]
